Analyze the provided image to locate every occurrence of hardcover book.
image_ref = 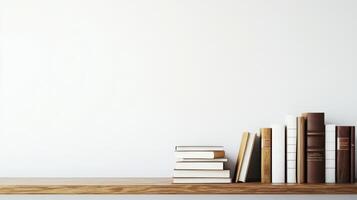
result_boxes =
[297,116,306,183]
[175,151,225,159]
[245,132,261,182]
[286,115,297,183]
[272,124,285,183]
[261,128,272,183]
[336,126,351,183]
[175,162,224,170]
[351,127,355,183]
[303,112,325,183]
[173,178,231,184]
[233,132,249,182]
[325,124,336,183]
[173,169,230,178]
[239,132,261,182]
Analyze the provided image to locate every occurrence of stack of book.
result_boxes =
[173,146,231,183]
[233,112,356,184]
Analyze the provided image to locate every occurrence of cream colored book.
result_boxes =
[175,162,224,170]
[173,170,230,178]
[234,132,249,182]
[175,151,225,159]
[173,178,231,184]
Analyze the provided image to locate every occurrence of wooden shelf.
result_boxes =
[0,178,356,194]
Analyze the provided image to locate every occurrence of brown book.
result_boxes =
[303,112,325,183]
[261,128,272,183]
[234,132,250,182]
[297,116,306,183]
[336,126,351,183]
[351,127,355,183]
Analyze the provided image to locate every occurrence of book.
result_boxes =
[336,126,351,183]
[175,146,224,151]
[245,132,261,182]
[233,132,249,182]
[173,170,230,178]
[297,116,306,183]
[176,158,228,162]
[355,123,357,180]
[175,151,225,159]
[261,128,272,183]
[173,178,231,184]
[271,124,285,183]
[325,124,336,183]
[175,162,224,170]
[351,127,355,183]
[238,132,254,182]
[303,112,325,183]
[286,115,297,183]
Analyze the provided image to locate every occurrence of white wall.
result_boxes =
[1,0,357,199]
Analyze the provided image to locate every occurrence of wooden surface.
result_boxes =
[0,178,356,194]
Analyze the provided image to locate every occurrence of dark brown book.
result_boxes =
[303,112,325,183]
[336,126,351,183]
[261,128,272,183]
[297,116,306,183]
[351,127,355,183]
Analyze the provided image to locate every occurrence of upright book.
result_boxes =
[297,116,306,183]
[336,126,351,183]
[325,124,336,183]
[261,128,272,183]
[303,112,325,183]
[234,132,249,182]
[286,115,297,183]
[351,127,355,183]
[271,124,285,183]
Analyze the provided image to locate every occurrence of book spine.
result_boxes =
[272,124,285,183]
[261,128,272,183]
[286,116,297,183]
[297,116,306,183]
[305,113,325,183]
[354,124,357,180]
[325,124,336,183]
[351,127,355,183]
[336,126,351,183]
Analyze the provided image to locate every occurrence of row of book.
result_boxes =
[234,112,356,184]
[173,146,231,183]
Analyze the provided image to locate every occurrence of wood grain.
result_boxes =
[0,178,356,194]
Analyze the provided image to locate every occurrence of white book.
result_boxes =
[286,115,297,183]
[272,124,285,183]
[173,170,230,178]
[175,162,224,170]
[176,158,228,162]
[175,146,224,151]
[238,132,255,182]
[175,151,224,159]
[173,178,231,184]
[326,124,336,183]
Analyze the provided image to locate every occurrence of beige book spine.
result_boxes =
[297,116,306,183]
[261,128,272,183]
[234,132,250,182]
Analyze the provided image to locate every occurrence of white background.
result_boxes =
[1,0,357,199]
